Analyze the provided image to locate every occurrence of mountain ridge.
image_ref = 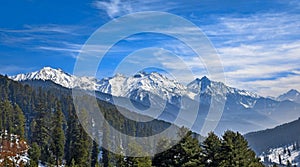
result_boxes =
[9,66,261,103]
[9,67,300,135]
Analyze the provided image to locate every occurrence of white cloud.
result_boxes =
[217,41,300,96]
[92,0,178,19]
[243,75,300,97]
[190,12,300,96]
[0,24,83,35]
[0,24,89,58]
[93,0,132,19]
[201,13,300,47]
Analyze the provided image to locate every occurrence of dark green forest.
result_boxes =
[0,75,263,167]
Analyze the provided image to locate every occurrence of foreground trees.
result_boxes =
[152,129,263,167]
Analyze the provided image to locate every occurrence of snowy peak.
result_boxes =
[277,89,300,103]
[187,76,211,94]
[187,76,259,98]
[97,71,190,101]
[10,67,262,107]
[10,66,68,81]
[9,67,98,90]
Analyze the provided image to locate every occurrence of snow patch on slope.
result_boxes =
[260,143,300,166]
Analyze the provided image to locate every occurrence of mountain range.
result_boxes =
[9,67,300,135]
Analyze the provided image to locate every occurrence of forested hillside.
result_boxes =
[245,117,300,154]
[0,75,263,166]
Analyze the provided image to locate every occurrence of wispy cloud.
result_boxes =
[92,0,178,19]
[93,0,132,18]
[216,38,300,96]
[202,13,300,46]
[0,24,83,35]
[0,24,89,58]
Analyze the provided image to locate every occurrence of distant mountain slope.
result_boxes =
[245,118,300,154]
[277,89,300,104]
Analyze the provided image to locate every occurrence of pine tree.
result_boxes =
[152,137,172,166]
[31,102,52,163]
[102,121,113,167]
[176,130,203,167]
[13,104,25,139]
[125,140,152,167]
[219,130,264,167]
[70,159,78,167]
[75,124,91,166]
[279,154,282,165]
[65,104,76,165]
[284,148,287,154]
[153,127,203,167]
[66,111,91,166]
[115,146,126,167]
[91,140,100,167]
[201,132,222,166]
[1,100,14,134]
[28,142,41,167]
[50,101,65,166]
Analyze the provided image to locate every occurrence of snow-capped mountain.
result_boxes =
[10,67,195,106]
[97,72,195,105]
[188,76,259,98]
[9,67,300,134]
[10,67,259,108]
[187,76,260,108]
[9,67,99,90]
[277,89,300,104]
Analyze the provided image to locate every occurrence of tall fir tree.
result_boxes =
[201,132,222,166]
[125,140,152,167]
[153,127,203,167]
[101,121,113,167]
[31,102,52,163]
[91,140,100,167]
[28,142,41,167]
[65,109,91,166]
[50,101,65,166]
[13,103,25,139]
[219,130,264,167]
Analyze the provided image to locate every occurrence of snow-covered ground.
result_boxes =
[0,130,29,166]
[260,143,300,166]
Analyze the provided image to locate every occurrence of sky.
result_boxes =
[0,0,300,97]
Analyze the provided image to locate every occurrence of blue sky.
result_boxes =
[0,0,300,96]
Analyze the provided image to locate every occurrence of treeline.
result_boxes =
[99,128,264,167]
[154,129,264,167]
[0,75,263,166]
